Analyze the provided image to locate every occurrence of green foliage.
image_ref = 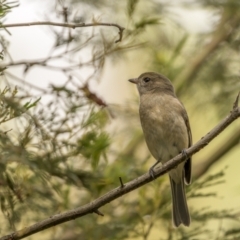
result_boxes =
[127,0,139,17]
[77,131,110,169]
[0,0,18,19]
[225,228,240,239]
[82,109,108,128]
[23,97,41,110]
[0,86,20,124]
[134,17,160,30]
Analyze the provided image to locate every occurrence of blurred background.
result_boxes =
[0,0,240,239]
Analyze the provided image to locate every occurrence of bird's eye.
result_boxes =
[143,77,151,83]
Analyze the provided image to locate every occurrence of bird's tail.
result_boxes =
[169,176,190,227]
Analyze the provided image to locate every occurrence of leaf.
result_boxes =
[127,0,139,17]
[135,17,160,29]
[82,110,108,128]
[11,86,18,97]
[23,97,41,110]
[77,131,110,170]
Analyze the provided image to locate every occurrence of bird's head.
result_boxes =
[128,72,175,96]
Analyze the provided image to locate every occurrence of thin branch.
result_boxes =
[93,209,104,216]
[0,42,142,71]
[4,72,50,93]
[0,94,239,240]
[143,220,154,240]
[233,92,240,109]
[119,177,125,188]
[175,12,240,94]
[0,21,125,43]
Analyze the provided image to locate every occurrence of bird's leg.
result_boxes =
[149,160,161,179]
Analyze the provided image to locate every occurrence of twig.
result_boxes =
[119,177,125,188]
[0,43,143,71]
[233,92,240,109]
[143,221,154,240]
[0,21,125,43]
[93,209,104,216]
[5,72,49,93]
[0,94,239,240]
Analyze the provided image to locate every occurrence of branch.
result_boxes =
[0,93,239,240]
[0,21,125,43]
[0,41,142,71]
[175,12,240,94]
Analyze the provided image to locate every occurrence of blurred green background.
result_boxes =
[0,0,239,239]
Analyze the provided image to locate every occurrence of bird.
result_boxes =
[128,72,192,227]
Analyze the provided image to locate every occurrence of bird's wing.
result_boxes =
[182,109,192,185]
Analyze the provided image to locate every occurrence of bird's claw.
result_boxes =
[181,149,189,159]
[149,166,156,179]
[149,160,161,179]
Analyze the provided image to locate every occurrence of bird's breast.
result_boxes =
[139,94,188,163]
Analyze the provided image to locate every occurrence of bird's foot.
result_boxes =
[148,160,161,179]
[181,149,189,159]
[149,166,156,179]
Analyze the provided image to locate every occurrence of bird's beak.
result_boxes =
[128,78,138,84]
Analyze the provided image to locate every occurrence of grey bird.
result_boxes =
[128,72,192,227]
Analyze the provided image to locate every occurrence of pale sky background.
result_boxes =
[1,0,240,236]
[2,0,215,102]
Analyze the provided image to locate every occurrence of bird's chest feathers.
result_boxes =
[139,94,187,161]
[140,95,175,132]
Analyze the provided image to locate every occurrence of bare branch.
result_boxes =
[0,21,125,43]
[233,92,240,109]
[93,209,104,216]
[0,94,239,240]
[0,42,144,72]
[119,177,125,188]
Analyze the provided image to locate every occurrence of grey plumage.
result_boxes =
[129,72,192,227]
